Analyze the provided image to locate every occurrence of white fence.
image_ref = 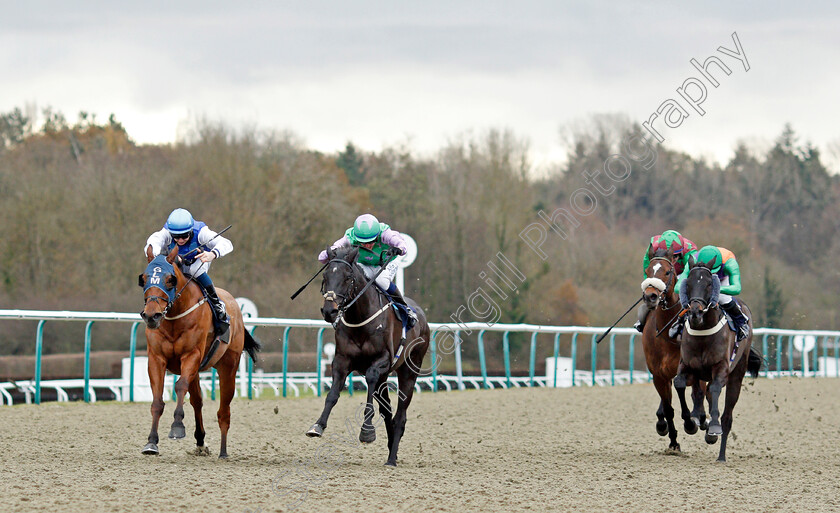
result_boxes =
[1,309,838,405]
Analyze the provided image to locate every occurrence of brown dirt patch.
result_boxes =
[1,378,838,512]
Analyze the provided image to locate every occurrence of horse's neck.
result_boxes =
[343,278,384,324]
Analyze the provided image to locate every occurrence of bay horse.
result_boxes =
[139,245,260,458]
[642,247,707,452]
[673,259,762,462]
[308,246,430,466]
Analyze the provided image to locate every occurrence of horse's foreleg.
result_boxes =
[188,377,209,455]
[651,375,680,450]
[690,382,709,431]
[386,364,419,467]
[169,350,201,440]
[360,355,390,444]
[706,370,727,440]
[307,354,351,437]
[673,368,697,435]
[143,354,167,455]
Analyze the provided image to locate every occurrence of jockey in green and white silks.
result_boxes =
[635,230,698,333]
[669,245,750,341]
[318,213,417,328]
[145,208,233,338]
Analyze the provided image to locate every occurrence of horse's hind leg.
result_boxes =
[143,354,167,455]
[717,370,746,462]
[307,354,350,437]
[189,378,209,456]
[216,354,238,459]
[374,381,395,453]
[360,355,390,444]
[386,364,419,467]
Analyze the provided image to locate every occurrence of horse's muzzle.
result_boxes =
[140,310,163,329]
[321,303,338,324]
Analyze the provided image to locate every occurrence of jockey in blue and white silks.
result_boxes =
[145,208,233,338]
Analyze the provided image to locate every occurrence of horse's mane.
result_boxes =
[652,248,671,259]
[333,245,359,262]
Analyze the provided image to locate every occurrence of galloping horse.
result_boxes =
[673,259,762,462]
[139,245,260,458]
[642,247,707,452]
[308,246,430,466]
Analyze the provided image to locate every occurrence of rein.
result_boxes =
[146,259,206,321]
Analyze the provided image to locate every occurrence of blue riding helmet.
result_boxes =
[165,208,194,236]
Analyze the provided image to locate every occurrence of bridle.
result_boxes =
[143,259,204,320]
[647,257,680,311]
[321,258,359,312]
[687,266,717,314]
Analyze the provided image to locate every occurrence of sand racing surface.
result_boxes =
[1,378,839,512]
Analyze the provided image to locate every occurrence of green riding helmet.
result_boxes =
[694,245,723,273]
[352,213,382,242]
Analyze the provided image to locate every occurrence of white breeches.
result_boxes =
[358,261,398,290]
[718,275,733,305]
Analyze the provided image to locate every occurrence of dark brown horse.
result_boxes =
[642,248,707,451]
[139,245,260,458]
[307,246,430,466]
[673,260,762,462]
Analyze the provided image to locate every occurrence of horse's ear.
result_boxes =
[706,255,719,270]
[166,245,179,264]
[647,243,656,260]
[165,274,177,289]
[138,273,146,287]
[326,246,336,260]
[688,253,697,268]
[348,246,359,263]
[145,245,154,263]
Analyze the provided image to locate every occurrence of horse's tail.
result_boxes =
[747,346,763,377]
[244,329,262,363]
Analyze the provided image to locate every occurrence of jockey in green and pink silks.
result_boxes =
[635,230,698,333]
[318,214,418,328]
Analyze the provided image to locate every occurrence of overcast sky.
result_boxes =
[2,1,838,171]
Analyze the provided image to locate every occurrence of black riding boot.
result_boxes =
[668,312,685,339]
[385,282,418,329]
[721,300,750,341]
[202,283,230,338]
[634,303,652,333]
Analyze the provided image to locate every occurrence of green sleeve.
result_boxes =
[721,259,742,295]
[642,245,652,278]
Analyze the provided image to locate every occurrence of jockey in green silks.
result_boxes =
[635,230,698,333]
[318,214,418,328]
[669,245,751,341]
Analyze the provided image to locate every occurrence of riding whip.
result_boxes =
[290,261,330,300]
[181,224,233,260]
[595,295,644,344]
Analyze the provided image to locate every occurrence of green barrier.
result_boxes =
[628,333,636,384]
[210,368,217,400]
[570,333,578,387]
[552,333,561,388]
[83,321,94,403]
[282,327,291,398]
[128,322,141,402]
[609,333,616,386]
[477,330,488,389]
[316,327,326,397]
[431,331,438,392]
[591,334,597,386]
[35,320,46,405]
[502,331,511,388]
[529,332,538,387]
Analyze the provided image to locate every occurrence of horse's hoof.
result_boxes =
[683,419,698,435]
[705,433,719,445]
[384,460,397,467]
[359,429,376,444]
[306,424,324,437]
[168,425,186,440]
[667,444,681,454]
[142,443,159,455]
[700,418,710,431]
[707,423,723,437]
[655,420,668,436]
[191,446,211,457]
[219,453,228,460]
